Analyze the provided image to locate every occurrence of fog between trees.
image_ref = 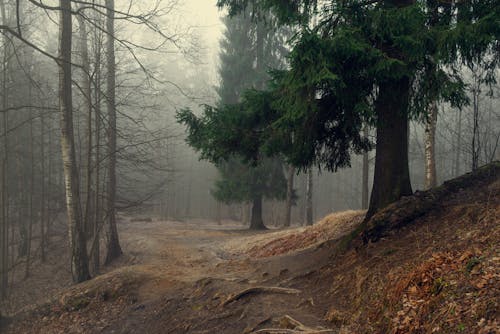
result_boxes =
[0,0,498,312]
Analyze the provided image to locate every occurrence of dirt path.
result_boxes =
[1,213,363,333]
[109,219,263,300]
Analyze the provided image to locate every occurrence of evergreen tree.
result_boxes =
[213,0,498,224]
[212,9,290,229]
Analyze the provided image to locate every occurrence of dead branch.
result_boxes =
[222,286,301,306]
[249,315,336,334]
[251,329,335,334]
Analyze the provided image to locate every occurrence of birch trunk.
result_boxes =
[59,0,90,283]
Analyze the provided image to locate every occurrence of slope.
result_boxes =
[1,162,498,334]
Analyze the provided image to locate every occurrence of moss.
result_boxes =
[465,257,481,273]
[63,295,91,311]
[431,277,447,296]
[382,249,397,256]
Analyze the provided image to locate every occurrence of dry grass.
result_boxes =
[224,210,365,258]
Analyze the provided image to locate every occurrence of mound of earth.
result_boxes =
[223,210,365,258]
[2,162,499,333]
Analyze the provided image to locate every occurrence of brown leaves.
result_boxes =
[382,248,500,333]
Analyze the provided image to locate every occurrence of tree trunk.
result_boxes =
[471,83,480,171]
[367,78,413,219]
[77,13,93,237]
[361,126,369,209]
[104,0,122,264]
[46,111,53,249]
[454,108,462,177]
[249,195,266,230]
[25,100,34,279]
[40,106,46,262]
[91,29,102,275]
[305,168,313,226]
[283,165,295,227]
[58,0,90,283]
[424,101,438,189]
[0,0,9,299]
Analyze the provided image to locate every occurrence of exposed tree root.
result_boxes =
[251,330,335,334]
[362,161,499,242]
[222,287,301,306]
[249,315,336,334]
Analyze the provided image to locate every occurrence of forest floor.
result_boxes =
[1,163,499,334]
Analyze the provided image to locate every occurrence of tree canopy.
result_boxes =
[211,0,499,218]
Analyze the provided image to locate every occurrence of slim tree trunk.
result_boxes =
[40,107,46,262]
[361,126,369,210]
[249,194,266,230]
[91,29,102,275]
[283,165,295,227]
[0,0,9,299]
[104,0,122,264]
[424,101,438,189]
[471,84,480,171]
[59,0,90,283]
[454,108,462,177]
[25,101,34,279]
[77,13,93,237]
[46,112,53,245]
[367,78,413,219]
[305,168,313,226]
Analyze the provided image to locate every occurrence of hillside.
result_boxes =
[1,163,498,334]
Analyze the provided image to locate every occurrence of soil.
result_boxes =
[1,165,499,334]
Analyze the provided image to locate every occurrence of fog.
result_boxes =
[0,0,498,319]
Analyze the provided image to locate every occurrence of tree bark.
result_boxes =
[91,26,102,275]
[40,105,46,262]
[249,195,266,230]
[471,77,480,171]
[367,78,413,219]
[283,165,295,227]
[104,0,122,264]
[305,168,313,226]
[77,12,93,238]
[0,0,9,299]
[424,101,438,189]
[361,126,369,209]
[58,0,90,283]
[25,99,34,279]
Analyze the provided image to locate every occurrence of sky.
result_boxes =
[182,0,226,84]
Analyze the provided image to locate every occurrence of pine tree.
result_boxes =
[212,9,290,229]
[215,0,498,224]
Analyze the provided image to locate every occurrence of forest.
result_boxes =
[0,0,498,333]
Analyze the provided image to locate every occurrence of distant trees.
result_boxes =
[0,0,194,298]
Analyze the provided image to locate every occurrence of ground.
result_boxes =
[1,165,499,333]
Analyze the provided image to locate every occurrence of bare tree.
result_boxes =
[58,0,90,283]
[104,0,122,264]
[0,0,9,299]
